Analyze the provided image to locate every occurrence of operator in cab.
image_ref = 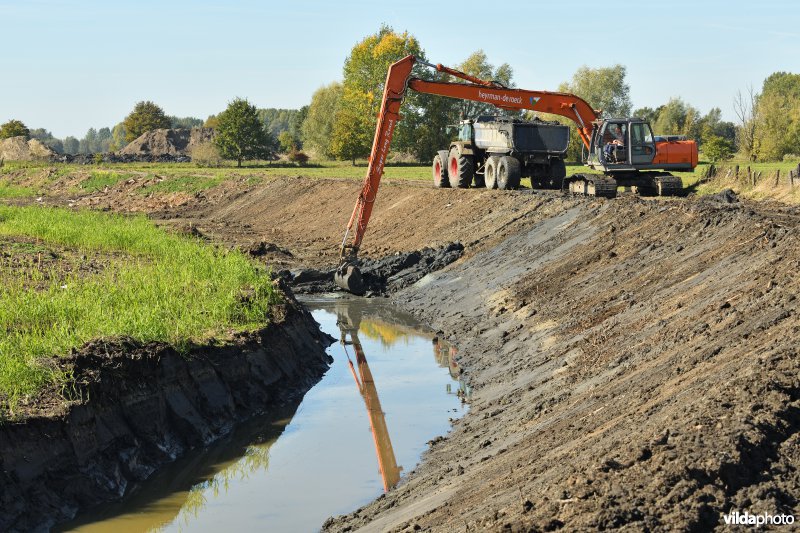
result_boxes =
[603,123,626,163]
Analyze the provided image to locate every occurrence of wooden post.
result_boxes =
[774,169,780,188]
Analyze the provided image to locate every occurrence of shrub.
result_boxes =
[288,149,309,165]
[191,141,223,167]
[782,153,800,162]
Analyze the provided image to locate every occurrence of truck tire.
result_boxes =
[432,151,450,188]
[448,147,473,188]
[548,158,566,189]
[496,156,521,190]
[485,156,500,189]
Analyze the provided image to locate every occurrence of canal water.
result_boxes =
[62,295,468,532]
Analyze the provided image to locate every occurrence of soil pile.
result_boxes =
[118,127,214,157]
[0,136,57,161]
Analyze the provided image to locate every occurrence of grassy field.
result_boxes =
[1,157,798,202]
[0,206,279,415]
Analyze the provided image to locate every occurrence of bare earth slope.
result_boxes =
[324,195,800,531]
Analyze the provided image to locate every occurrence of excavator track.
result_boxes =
[567,174,618,198]
[651,173,684,196]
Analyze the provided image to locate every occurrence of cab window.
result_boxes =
[459,124,473,141]
[630,122,654,155]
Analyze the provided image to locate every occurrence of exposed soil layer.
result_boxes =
[5,173,800,531]
[325,195,800,532]
[0,291,333,532]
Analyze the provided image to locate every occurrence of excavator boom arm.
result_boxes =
[340,55,598,265]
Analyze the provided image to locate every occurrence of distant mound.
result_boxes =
[0,136,57,161]
[119,128,215,157]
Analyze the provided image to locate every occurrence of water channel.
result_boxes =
[61,295,469,532]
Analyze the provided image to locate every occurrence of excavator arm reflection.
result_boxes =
[336,306,402,492]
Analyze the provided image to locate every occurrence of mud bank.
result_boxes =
[325,196,800,532]
[286,242,464,296]
[0,292,332,532]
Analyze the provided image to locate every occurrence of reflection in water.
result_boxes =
[336,303,403,491]
[64,295,469,533]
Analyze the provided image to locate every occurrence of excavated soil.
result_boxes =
[5,172,800,530]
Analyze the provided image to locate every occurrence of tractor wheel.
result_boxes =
[496,156,521,190]
[548,158,566,189]
[448,147,474,188]
[485,156,500,189]
[432,152,450,188]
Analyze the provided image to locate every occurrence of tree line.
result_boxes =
[2,26,798,164]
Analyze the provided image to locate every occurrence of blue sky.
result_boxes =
[2,0,798,138]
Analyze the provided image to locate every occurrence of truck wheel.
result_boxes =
[448,147,474,188]
[496,156,521,190]
[432,152,450,188]
[548,158,566,189]
[485,156,500,189]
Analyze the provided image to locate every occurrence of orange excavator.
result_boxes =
[335,55,698,293]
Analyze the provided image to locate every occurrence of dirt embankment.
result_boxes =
[325,195,800,531]
[0,292,332,532]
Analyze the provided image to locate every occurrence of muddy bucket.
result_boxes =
[335,264,365,295]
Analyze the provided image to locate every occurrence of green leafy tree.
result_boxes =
[330,25,425,162]
[204,114,220,129]
[0,119,30,140]
[63,136,79,154]
[753,72,800,161]
[278,130,298,153]
[301,82,342,158]
[169,116,204,129]
[702,135,733,163]
[330,87,374,164]
[110,123,127,151]
[288,105,308,146]
[455,51,514,118]
[632,106,661,124]
[214,97,276,167]
[652,97,698,136]
[122,101,171,142]
[559,65,631,118]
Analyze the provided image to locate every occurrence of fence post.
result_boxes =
[774,169,780,188]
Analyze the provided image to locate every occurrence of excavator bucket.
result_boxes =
[335,264,366,295]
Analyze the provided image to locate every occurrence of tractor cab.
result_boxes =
[586,119,657,173]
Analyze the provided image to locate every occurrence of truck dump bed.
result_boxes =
[473,116,569,155]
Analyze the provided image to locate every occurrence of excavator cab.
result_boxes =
[587,119,656,172]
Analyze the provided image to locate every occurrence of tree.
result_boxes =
[702,135,733,163]
[734,85,759,161]
[301,82,342,158]
[559,65,632,118]
[330,25,425,162]
[652,97,699,136]
[214,97,276,167]
[287,105,308,146]
[455,50,514,118]
[169,116,204,129]
[63,136,79,154]
[110,123,127,151]
[329,87,374,164]
[204,114,219,129]
[122,101,170,142]
[0,119,30,140]
[278,130,298,153]
[752,72,800,161]
[632,106,661,124]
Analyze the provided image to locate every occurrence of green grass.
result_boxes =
[139,174,226,195]
[76,170,132,193]
[0,206,279,414]
[0,182,36,198]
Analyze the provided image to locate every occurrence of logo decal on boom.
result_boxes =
[530,96,540,107]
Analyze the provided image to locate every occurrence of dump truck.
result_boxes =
[432,116,570,190]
